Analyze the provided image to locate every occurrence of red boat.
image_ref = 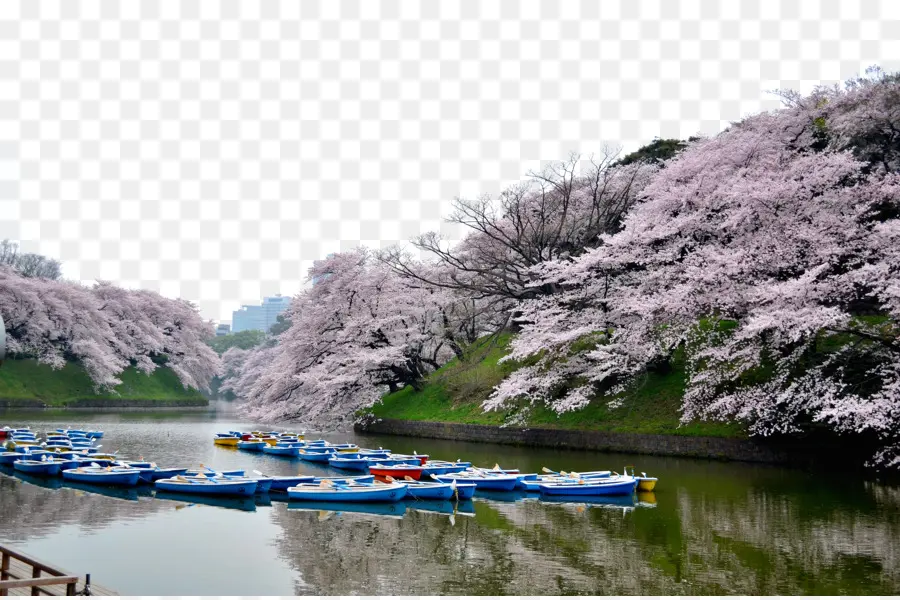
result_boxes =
[369,464,424,480]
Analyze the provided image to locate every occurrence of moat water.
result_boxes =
[0,407,898,595]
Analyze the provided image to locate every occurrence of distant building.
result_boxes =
[311,253,336,286]
[232,295,292,333]
[215,323,231,336]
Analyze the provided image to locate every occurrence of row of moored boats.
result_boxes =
[0,426,658,505]
[210,430,658,502]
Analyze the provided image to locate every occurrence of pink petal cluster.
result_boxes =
[0,266,220,392]
[226,248,468,428]
[489,70,900,466]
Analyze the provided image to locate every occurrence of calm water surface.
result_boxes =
[0,406,898,595]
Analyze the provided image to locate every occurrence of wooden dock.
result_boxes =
[0,545,116,596]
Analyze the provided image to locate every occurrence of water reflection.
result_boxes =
[153,490,258,512]
[0,409,897,595]
[287,500,406,519]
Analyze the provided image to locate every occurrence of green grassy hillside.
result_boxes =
[0,358,207,407]
[366,334,745,438]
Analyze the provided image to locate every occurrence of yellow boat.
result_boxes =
[213,436,239,447]
[637,477,657,492]
[260,437,278,446]
[625,466,657,492]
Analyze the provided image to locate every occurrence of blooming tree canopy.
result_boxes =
[0,266,220,391]
[232,249,460,426]
[489,70,900,467]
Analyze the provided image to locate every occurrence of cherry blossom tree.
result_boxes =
[380,150,656,325]
[234,249,459,426]
[488,71,900,467]
[0,266,129,387]
[0,265,220,391]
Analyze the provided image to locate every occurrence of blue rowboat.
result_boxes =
[45,443,72,449]
[140,467,189,482]
[86,431,104,439]
[237,440,267,451]
[153,489,257,511]
[62,467,142,486]
[421,462,470,477]
[401,481,457,500]
[324,443,359,451]
[538,476,637,496]
[54,451,81,459]
[358,449,391,457]
[155,475,257,497]
[300,446,334,454]
[183,468,245,477]
[18,449,53,459]
[13,459,62,476]
[267,475,316,491]
[182,473,272,493]
[310,475,375,485]
[0,452,27,465]
[72,458,114,468]
[57,429,88,436]
[287,500,406,518]
[262,445,300,457]
[540,469,613,478]
[364,457,420,467]
[286,481,408,502]
[389,453,429,465]
[327,456,370,472]
[118,462,189,482]
[450,482,477,499]
[56,458,93,471]
[433,473,519,491]
[242,477,272,493]
[298,449,335,462]
[518,472,614,491]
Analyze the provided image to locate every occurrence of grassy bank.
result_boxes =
[0,359,208,408]
[366,334,745,438]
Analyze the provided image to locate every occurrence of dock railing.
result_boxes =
[0,545,81,596]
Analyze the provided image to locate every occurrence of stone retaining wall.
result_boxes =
[355,417,869,469]
[0,398,209,409]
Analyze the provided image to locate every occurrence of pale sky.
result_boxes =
[2,0,897,323]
